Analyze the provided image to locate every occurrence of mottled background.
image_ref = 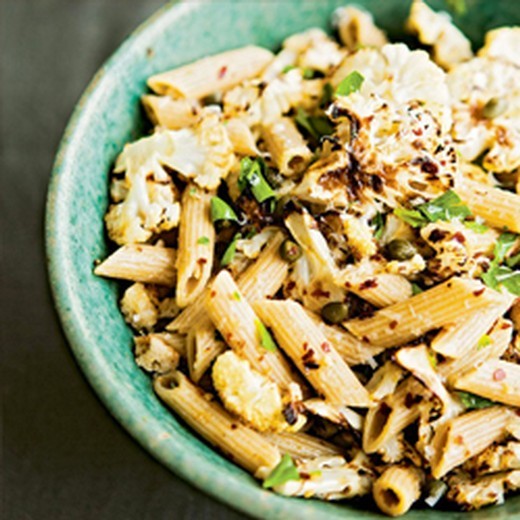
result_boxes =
[1,1,244,518]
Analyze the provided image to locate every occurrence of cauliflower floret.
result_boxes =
[212,351,305,433]
[406,0,472,70]
[331,43,452,132]
[463,441,520,475]
[134,333,180,373]
[479,27,520,67]
[342,213,377,259]
[329,97,458,211]
[120,283,159,331]
[386,254,426,277]
[448,57,520,172]
[420,220,497,280]
[332,5,387,51]
[236,228,276,259]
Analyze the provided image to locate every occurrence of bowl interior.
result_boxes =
[46,1,520,518]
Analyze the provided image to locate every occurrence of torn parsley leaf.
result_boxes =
[507,252,520,269]
[197,236,210,245]
[335,71,364,97]
[372,212,385,240]
[411,283,424,295]
[481,232,520,295]
[302,68,315,79]
[255,319,277,352]
[221,233,240,266]
[456,392,495,410]
[464,221,489,234]
[494,232,517,264]
[238,157,275,204]
[263,454,300,489]
[477,334,492,349]
[394,208,429,228]
[446,0,467,15]
[294,107,334,141]
[210,197,238,223]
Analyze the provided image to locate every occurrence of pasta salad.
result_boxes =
[94,1,520,515]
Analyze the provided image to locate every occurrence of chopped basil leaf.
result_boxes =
[282,65,296,74]
[464,221,489,234]
[238,157,275,204]
[302,68,315,79]
[477,334,492,349]
[335,71,364,97]
[456,391,495,410]
[507,252,520,269]
[372,212,385,240]
[494,232,517,264]
[446,0,467,15]
[262,454,300,489]
[321,82,334,107]
[197,236,210,245]
[394,208,429,228]
[411,283,424,295]
[232,291,241,301]
[419,190,471,223]
[294,107,334,141]
[255,319,277,352]
[494,266,520,296]
[221,233,240,266]
[481,232,520,295]
[210,197,238,223]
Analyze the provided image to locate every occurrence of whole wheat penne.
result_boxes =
[262,118,313,176]
[225,118,261,156]
[349,273,413,308]
[148,46,274,99]
[176,185,215,307]
[141,95,200,129]
[345,278,504,349]
[265,431,343,459]
[154,371,280,476]
[254,299,371,407]
[94,244,176,286]
[456,177,520,233]
[430,406,512,478]
[205,271,303,389]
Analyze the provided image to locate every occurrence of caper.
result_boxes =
[279,239,302,262]
[482,97,508,119]
[321,302,350,324]
[385,239,417,261]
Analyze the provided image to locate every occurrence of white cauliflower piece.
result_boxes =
[342,213,377,259]
[406,0,472,70]
[212,351,305,433]
[333,5,387,51]
[448,56,520,172]
[331,43,452,132]
[120,283,158,331]
[479,27,520,67]
[134,334,180,373]
[386,254,426,277]
[463,441,520,475]
[236,228,276,259]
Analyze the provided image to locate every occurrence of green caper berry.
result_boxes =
[321,302,350,324]
[386,239,417,261]
[279,239,302,262]
[482,97,508,119]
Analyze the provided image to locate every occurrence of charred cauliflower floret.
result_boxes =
[332,43,452,132]
[333,5,388,51]
[448,56,520,172]
[134,333,181,373]
[406,0,472,70]
[479,27,520,67]
[120,283,159,331]
[212,351,305,433]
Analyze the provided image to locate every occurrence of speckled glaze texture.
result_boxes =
[46,1,520,518]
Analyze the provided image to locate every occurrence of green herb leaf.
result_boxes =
[419,190,471,223]
[477,334,492,349]
[210,197,238,223]
[456,391,495,410]
[221,233,240,266]
[411,283,424,295]
[238,157,275,203]
[255,319,277,352]
[507,252,520,269]
[372,212,385,240]
[481,232,520,295]
[464,221,489,234]
[232,291,241,301]
[394,208,429,228]
[197,236,210,245]
[294,107,334,141]
[494,266,520,296]
[302,68,315,79]
[494,233,517,264]
[282,65,296,74]
[446,0,467,15]
[335,71,364,97]
[321,83,334,107]
[263,454,300,489]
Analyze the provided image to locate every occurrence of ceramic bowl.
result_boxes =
[46,0,520,517]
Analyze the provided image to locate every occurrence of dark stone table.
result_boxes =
[1,1,245,518]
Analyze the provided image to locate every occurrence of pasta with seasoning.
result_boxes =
[95,1,520,515]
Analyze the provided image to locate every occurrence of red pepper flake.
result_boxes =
[197,258,208,266]
[501,322,512,330]
[344,281,352,289]
[452,232,466,244]
[389,320,398,330]
[210,290,216,297]
[362,336,371,344]
[321,342,331,353]
[230,423,238,430]
[285,280,296,291]
[359,279,378,290]
[493,368,507,382]
[218,65,227,79]
[454,435,464,445]
[473,288,485,297]
[311,288,330,298]
[303,342,309,351]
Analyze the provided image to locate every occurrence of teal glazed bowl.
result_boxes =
[46,1,520,518]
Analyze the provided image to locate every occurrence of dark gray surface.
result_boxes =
[0,1,245,518]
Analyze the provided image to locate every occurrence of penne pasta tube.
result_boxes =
[148,46,274,99]
[94,244,176,286]
[254,299,371,407]
[262,117,313,176]
[431,296,513,358]
[348,273,413,308]
[454,360,520,407]
[175,185,215,307]
[205,271,303,389]
[225,118,261,156]
[456,177,520,233]
[141,95,200,129]
[345,278,504,349]
[430,406,512,478]
[365,362,405,401]
[265,432,343,460]
[186,322,226,383]
[373,466,422,517]
[154,371,280,476]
